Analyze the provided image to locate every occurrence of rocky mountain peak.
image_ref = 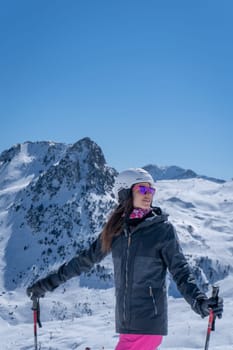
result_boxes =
[1,138,117,290]
[69,137,106,166]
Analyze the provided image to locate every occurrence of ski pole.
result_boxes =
[204,285,219,350]
[32,297,42,350]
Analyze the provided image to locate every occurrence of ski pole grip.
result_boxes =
[212,285,219,299]
[32,297,38,310]
[211,285,219,331]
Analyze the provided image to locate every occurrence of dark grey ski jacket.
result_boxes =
[34,209,204,335]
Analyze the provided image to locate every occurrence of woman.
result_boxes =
[27,168,223,350]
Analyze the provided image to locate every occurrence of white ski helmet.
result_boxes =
[114,168,155,202]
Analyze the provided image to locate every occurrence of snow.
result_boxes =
[0,281,232,349]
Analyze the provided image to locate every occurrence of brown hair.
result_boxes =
[101,196,134,253]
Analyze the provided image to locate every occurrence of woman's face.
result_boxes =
[132,182,155,210]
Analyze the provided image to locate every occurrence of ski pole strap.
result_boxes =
[32,297,42,328]
[211,285,219,331]
[205,309,214,350]
[204,285,220,350]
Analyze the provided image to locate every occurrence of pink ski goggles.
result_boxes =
[133,184,156,195]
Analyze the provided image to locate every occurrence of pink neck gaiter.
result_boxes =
[129,208,152,219]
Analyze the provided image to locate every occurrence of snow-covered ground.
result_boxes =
[0,274,232,350]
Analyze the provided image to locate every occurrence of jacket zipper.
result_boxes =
[123,231,131,322]
[149,286,158,316]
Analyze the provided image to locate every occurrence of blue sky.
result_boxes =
[1,0,233,180]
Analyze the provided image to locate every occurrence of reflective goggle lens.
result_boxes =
[133,185,156,195]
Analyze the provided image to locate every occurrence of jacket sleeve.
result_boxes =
[34,234,108,293]
[160,223,206,306]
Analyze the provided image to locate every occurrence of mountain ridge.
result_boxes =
[143,164,225,183]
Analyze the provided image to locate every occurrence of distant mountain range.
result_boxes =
[143,164,225,183]
[0,137,232,299]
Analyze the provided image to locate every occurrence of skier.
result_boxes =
[27,168,223,350]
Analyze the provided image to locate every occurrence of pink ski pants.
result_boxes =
[115,334,163,350]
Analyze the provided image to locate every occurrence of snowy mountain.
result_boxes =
[0,138,117,291]
[0,137,232,349]
[143,164,225,183]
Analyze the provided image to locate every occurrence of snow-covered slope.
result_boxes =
[0,138,232,349]
[155,178,233,295]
